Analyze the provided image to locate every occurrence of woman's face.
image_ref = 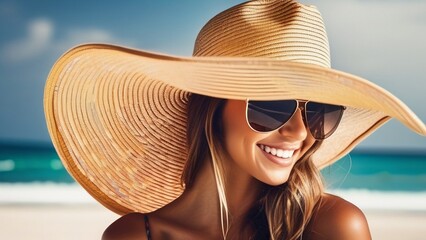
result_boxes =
[221,99,316,186]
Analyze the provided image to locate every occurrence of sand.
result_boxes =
[0,204,425,240]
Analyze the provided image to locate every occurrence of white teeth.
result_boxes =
[282,150,293,158]
[276,149,284,157]
[264,146,271,153]
[259,144,295,159]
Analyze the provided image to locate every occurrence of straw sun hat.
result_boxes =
[44,0,425,214]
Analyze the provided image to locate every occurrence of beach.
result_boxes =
[1,149,425,240]
[0,203,425,240]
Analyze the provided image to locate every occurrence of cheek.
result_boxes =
[222,100,248,135]
[222,101,259,163]
[299,133,316,158]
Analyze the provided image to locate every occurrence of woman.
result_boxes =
[102,95,371,240]
[44,0,426,239]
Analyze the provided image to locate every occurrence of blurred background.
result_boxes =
[0,0,425,239]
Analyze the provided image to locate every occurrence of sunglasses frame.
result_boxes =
[245,99,346,140]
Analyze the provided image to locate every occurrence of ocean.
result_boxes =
[0,143,425,210]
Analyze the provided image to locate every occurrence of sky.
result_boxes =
[0,0,425,151]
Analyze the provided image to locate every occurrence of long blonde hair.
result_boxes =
[182,94,324,240]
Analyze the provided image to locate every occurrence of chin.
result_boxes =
[259,174,291,186]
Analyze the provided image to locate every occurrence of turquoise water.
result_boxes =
[0,144,425,191]
[322,151,426,191]
[0,144,73,183]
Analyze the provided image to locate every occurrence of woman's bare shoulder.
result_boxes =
[102,212,148,240]
[304,193,372,240]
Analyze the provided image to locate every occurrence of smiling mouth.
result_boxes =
[258,144,296,159]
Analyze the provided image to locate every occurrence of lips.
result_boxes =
[257,144,301,167]
[258,144,296,159]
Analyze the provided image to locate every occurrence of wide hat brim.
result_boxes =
[44,44,426,214]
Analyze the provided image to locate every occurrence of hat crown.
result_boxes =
[193,0,331,68]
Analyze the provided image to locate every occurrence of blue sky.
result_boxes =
[0,0,425,150]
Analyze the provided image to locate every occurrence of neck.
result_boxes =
[222,160,265,239]
[223,158,264,220]
[155,156,264,238]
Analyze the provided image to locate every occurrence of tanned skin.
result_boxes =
[102,193,371,240]
[103,100,372,240]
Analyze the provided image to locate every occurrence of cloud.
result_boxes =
[2,18,53,62]
[1,18,133,64]
[51,28,129,53]
[324,1,426,71]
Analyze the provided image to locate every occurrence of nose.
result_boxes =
[278,108,308,140]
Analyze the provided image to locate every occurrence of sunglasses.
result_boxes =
[246,100,345,140]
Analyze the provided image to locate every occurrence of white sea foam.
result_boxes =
[0,183,96,204]
[0,159,15,172]
[0,183,425,211]
[329,189,426,211]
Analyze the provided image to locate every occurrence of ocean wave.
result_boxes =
[329,189,426,211]
[0,183,425,211]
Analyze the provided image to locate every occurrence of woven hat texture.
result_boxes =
[44,0,426,214]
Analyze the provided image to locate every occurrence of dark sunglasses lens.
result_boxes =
[306,102,344,139]
[247,100,297,132]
